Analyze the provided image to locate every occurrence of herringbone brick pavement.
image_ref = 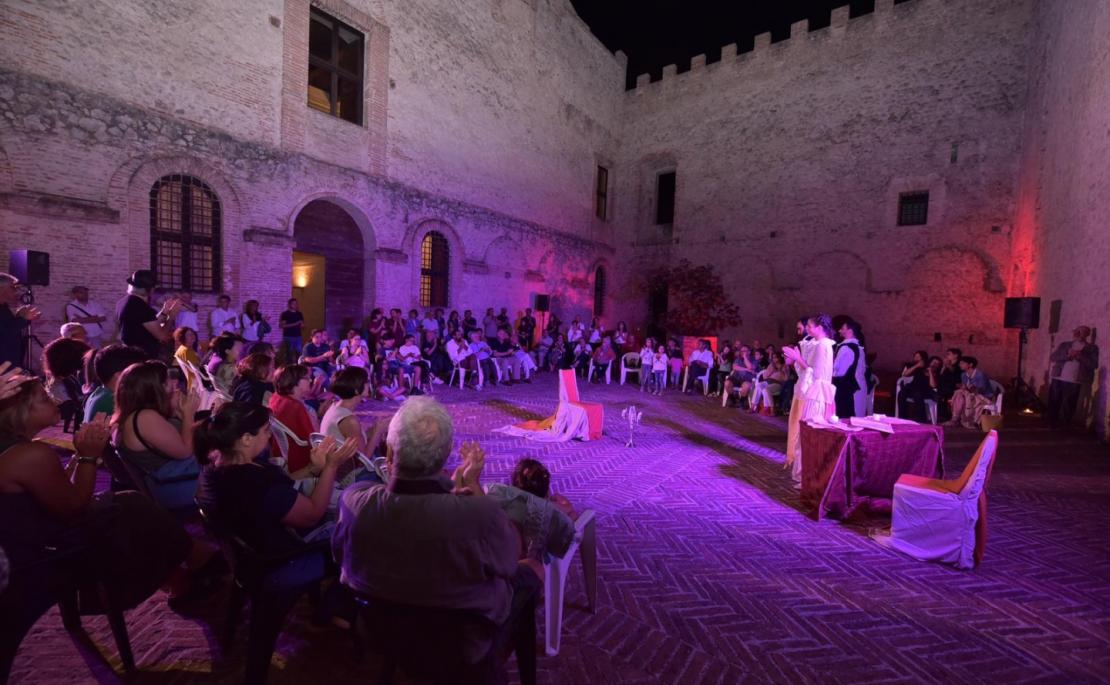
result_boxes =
[9,375,1110,684]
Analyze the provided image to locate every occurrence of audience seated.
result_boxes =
[397,334,428,393]
[898,350,934,422]
[231,352,275,406]
[111,361,202,511]
[42,337,91,433]
[0,380,214,680]
[196,402,356,578]
[945,356,996,429]
[332,397,541,675]
[83,345,147,425]
[338,330,370,369]
[935,348,963,422]
[320,367,388,472]
[713,343,734,396]
[685,339,714,395]
[753,352,788,415]
[421,329,451,383]
[490,329,521,384]
[468,329,498,382]
[206,334,244,396]
[487,458,575,563]
[301,329,335,381]
[173,327,202,380]
[510,332,537,382]
[268,365,321,478]
[589,337,616,383]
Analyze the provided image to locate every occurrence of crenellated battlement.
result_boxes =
[632,0,921,92]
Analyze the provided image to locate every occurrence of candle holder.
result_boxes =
[621,405,643,448]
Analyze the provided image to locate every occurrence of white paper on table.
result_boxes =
[880,416,919,426]
[806,420,863,432]
[849,416,895,433]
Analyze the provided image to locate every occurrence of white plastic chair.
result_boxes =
[544,509,597,656]
[984,380,1004,415]
[177,359,229,410]
[619,353,641,385]
[871,430,998,569]
[269,416,308,463]
[587,358,613,385]
[308,432,388,482]
[894,376,938,424]
[682,363,711,396]
[448,358,484,389]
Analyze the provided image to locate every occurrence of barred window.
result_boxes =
[308,7,364,125]
[149,175,221,292]
[593,265,606,317]
[897,191,930,226]
[420,231,449,308]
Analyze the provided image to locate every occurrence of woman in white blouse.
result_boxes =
[782,314,836,485]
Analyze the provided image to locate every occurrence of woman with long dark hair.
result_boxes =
[111,360,202,510]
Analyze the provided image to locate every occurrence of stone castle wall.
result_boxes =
[610,0,1034,378]
[1010,0,1110,437]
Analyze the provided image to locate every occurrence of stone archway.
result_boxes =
[293,199,366,336]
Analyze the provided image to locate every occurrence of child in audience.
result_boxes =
[651,344,669,396]
[377,369,407,402]
[639,337,656,392]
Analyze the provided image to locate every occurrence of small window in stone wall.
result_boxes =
[593,265,606,317]
[656,171,676,225]
[595,165,609,221]
[897,191,929,226]
[308,7,364,125]
[420,231,449,308]
[149,175,221,292]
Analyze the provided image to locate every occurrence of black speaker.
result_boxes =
[9,250,49,286]
[1004,296,1040,329]
[534,294,550,312]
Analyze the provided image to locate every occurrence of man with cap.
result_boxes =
[65,285,109,348]
[114,270,180,359]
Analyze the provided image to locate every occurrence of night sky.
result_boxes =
[571,0,885,89]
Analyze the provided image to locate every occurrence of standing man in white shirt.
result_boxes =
[209,293,238,338]
[174,290,199,334]
[65,285,109,348]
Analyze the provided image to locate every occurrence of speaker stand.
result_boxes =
[1013,327,1044,413]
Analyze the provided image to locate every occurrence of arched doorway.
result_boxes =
[293,199,365,337]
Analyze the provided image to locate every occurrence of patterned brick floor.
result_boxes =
[10,374,1110,684]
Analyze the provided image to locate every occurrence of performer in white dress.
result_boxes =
[783,314,836,485]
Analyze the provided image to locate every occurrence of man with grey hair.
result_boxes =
[1047,325,1099,429]
[0,273,40,368]
[332,396,540,681]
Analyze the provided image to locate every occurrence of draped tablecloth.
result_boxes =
[800,421,944,520]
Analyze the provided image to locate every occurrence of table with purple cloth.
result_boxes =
[800,421,945,520]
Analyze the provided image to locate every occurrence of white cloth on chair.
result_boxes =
[872,431,998,569]
[493,371,592,442]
